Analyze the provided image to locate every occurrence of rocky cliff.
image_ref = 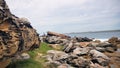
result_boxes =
[0,0,40,67]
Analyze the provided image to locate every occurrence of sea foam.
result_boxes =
[93,38,108,42]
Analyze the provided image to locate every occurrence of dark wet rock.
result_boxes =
[73,37,93,42]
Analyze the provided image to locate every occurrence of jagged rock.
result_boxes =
[70,57,90,68]
[98,42,117,52]
[73,47,91,56]
[97,42,114,47]
[106,47,115,53]
[45,36,61,44]
[45,61,60,68]
[89,50,110,66]
[44,36,120,68]
[108,37,120,45]
[88,42,117,52]
[63,41,74,53]
[74,37,93,42]
[108,37,120,49]
[0,0,40,67]
[59,39,69,45]
[90,63,105,68]
[95,47,106,52]
[47,50,69,61]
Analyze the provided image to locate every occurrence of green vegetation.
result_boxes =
[7,42,59,68]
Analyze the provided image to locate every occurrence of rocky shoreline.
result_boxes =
[40,31,120,68]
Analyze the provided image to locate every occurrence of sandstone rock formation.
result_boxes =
[0,0,40,67]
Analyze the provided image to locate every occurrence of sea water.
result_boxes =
[67,30,120,40]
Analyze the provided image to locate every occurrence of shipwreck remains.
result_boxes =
[0,0,40,67]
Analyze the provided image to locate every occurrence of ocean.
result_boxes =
[67,30,120,41]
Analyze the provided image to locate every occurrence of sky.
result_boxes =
[5,0,120,34]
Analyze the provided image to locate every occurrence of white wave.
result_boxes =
[93,38,108,42]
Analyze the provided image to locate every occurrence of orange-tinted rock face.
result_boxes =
[79,42,91,47]
[0,0,40,67]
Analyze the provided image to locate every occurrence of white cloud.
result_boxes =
[5,0,120,33]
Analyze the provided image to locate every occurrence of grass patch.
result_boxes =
[37,42,54,54]
[7,59,42,68]
[7,42,54,68]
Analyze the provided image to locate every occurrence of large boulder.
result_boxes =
[62,41,74,53]
[88,42,117,52]
[0,0,40,67]
[73,37,93,42]
[45,36,61,44]
[73,47,91,56]
[47,31,70,39]
[47,50,69,61]
[67,57,90,68]
[108,37,120,44]
[108,37,120,48]
[89,50,110,66]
